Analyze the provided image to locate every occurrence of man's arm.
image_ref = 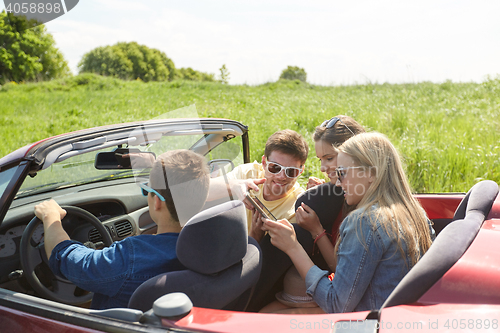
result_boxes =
[207,177,266,209]
[34,199,70,259]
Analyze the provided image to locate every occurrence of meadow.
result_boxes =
[1,74,499,193]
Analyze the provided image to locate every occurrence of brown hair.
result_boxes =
[264,129,309,164]
[313,115,365,148]
[315,115,366,217]
[149,149,210,225]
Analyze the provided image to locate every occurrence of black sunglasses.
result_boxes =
[335,166,365,182]
[320,117,355,136]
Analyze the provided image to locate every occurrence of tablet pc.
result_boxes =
[245,193,277,221]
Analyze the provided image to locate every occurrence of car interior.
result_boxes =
[0,120,499,332]
[0,121,249,310]
[128,200,262,312]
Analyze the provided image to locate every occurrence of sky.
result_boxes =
[4,0,500,85]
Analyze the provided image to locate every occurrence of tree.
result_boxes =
[78,42,176,82]
[279,66,307,82]
[0,11,71,84]
[176,67,214,82]
[219,64,230,84]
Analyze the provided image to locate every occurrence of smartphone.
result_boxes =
[245,193,277,221]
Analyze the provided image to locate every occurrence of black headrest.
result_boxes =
[453,180,499,221]
[381,180,499,309]
[176,200,248,275]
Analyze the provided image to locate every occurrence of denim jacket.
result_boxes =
[49,233,184,309]
[305,206,435,313]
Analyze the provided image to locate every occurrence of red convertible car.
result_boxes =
[0,118,499,333]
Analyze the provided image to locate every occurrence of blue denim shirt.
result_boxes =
[49,233,185,310]
[305,207,435,313]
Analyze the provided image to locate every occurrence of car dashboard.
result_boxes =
[0,178,154,291]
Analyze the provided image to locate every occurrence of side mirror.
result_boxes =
[135,293,193,326]
[153,292,192,318]
[208,159,235,178]
[95,148,156,170]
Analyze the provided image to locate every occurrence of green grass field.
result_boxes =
[1,74,499,192]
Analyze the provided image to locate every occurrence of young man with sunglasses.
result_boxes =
[33,149,210,310]
[247,116,366,312]
[209,129,308,240]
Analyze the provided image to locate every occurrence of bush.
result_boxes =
[279,66,307,82]
[78,42,176,82]
[0,11,71,84]
[175,67,215,82]
[219,64,230,84]
[0,73,126,93]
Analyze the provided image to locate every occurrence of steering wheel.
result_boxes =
[20,206,113,305]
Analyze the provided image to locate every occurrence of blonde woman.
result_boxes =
[265,132,435,313]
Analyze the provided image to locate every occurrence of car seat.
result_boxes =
[128,200,262,312]
[381,180,499,308]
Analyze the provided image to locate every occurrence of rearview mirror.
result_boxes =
[95,148,156,170]
[208,159,235,178]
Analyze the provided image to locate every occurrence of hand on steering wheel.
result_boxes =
[20,206,113,305]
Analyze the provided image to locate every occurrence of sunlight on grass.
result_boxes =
[1,74,499,192]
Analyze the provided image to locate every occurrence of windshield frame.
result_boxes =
[0,161,32,222]
[0,118,249,225]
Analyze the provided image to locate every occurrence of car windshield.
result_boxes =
[17,133,209,198]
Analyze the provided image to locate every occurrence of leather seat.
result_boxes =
[128,200,262,312]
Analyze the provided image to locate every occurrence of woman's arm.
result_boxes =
[306,213,385,313]
[264,212,387,313]
[263,218,314,280]
[306,176,325,189]
[296,202,337,272]
[313,234,337,272]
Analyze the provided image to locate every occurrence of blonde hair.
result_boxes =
[338,132,432,265]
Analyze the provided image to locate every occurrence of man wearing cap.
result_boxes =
[34,149,210,310]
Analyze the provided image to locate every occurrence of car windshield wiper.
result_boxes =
[16,182,67,198]
[82,170,149,184]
